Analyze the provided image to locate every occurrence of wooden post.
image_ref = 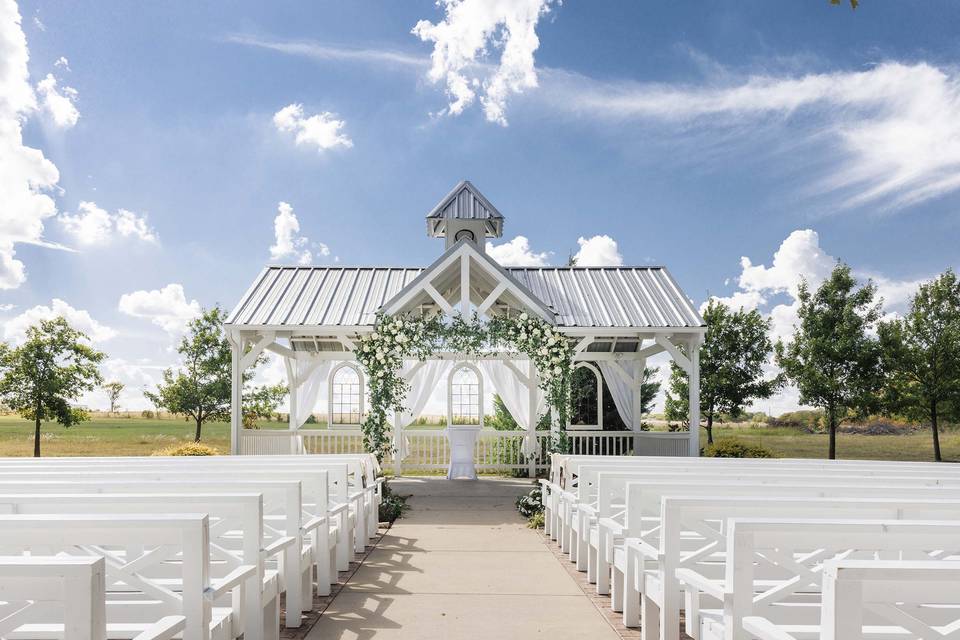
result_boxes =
[527,362,538,477]
[285,356,299,454]
[393,411,403,477]
[631,358,645,456]
[229,334,242,455]
[687,336,701,457]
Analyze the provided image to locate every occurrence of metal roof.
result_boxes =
[226,265,704,330]
[425,180,504,238]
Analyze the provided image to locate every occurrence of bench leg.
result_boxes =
[587,541,597,583]
[264,591,280,640]
[684,585,699,639]
[641,592,660,640]
[315,528,331,597]
[622,551,640,628]
[611,565,624,613]
[575,523,588,571]
[597,546,611,595]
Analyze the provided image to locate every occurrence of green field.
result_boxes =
[0,413,957,462]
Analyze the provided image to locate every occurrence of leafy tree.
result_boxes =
[665,301,781,443]
[879,269,960,462]
[0,317,105,457]
[103,381,124,414]
[775,264,883,459]
[146,307,263,442]
[830,0,858,8]
[243,383,289,428]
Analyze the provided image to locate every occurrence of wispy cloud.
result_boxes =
[225,33,426,68]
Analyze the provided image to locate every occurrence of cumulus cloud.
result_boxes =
[35,72,78,128]
[272,103,352,151]
[0,0,63,289]
[550,61,960,211]
[60,201,158,245]
[411,0,559,125]
[118,283,202,334]
[486,235,550,266]
[53,55,69,70]
[3,298,116,344]
[573,235,623,267]
[269,202,314,264]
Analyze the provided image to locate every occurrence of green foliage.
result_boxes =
[140,410,155,419]
[829,0,858,8]
[776,264,883,459]
[242,383,288,428]
[102,381,124,413]
[378,483,410,523]
[879,269,960,461]
[0,317,105,457]
[515,484,544,519]
[145,307,263,442]
[666,301,781,442]
[151,442,220,456]
[703,438,776,458]
[356,311,576,462]
[527,511,545,529]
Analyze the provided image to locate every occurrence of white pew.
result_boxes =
[0,514,241,640]
[0,556,185,640]
[0,493,283,640]
[687,519,960,640]
[743,560,960,640]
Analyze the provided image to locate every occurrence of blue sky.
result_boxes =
[3,0,960,412]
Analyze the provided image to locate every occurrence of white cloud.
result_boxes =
[3,298,116,344]
[550,61,960,212]
[0,303,15,312]
[486,235,550,266]
[118,283,202,334]
[269,202,312,264]
[272,103,352,152]
[573,235,623,266]
[0,0,63,289]
[411,0,558,125]
[60,201,158,245]
[53,55,68,70]
[226,34,426,68]
[35,72,78,128]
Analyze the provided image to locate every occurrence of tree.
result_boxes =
[775,264,883,459]
[0,317,105,457]
[103,381,124,414]
[664,300,782,443]
[879,269,960,462]
[243,384,289,428]
[146,307,262,442]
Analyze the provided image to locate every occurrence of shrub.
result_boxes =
[141,410,155,419]
[516,484,543,519]
[378,482,410,523]
[703,438,775,458]
[527,511,544,529]
[151,442,220,456]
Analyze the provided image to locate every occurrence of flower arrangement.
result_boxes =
[355,310,575,463]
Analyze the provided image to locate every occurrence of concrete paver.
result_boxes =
[305,476,621,640]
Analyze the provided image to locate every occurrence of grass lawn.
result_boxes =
[705,424,960,463]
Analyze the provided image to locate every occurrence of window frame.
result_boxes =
[327,362,365,429]
[447,362,484,428]
[567,361,603,431]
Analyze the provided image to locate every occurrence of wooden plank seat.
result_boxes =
[743,559,960,640]
[686,520,960,640]
[0,555,186,640]
[0,514,236,640]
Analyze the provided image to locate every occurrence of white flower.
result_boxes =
[554,366,562,375]
[519,313,528,321]
[539,347,548,356]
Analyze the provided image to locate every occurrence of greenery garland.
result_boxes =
[354,311,574,463]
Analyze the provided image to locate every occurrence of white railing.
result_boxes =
[239,428,692,473]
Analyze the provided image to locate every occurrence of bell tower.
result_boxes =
[425,180,504,252]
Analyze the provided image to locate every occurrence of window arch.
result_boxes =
[328,363,364,427]
[568,362,602,430]
[448,363,483,427]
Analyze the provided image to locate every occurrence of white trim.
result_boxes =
[568,362,603,431]
[656,334,692,374]
[327,363,365,429]
[447,362,484,428]
[477,281,508,317]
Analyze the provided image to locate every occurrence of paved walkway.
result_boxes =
[306,476,621,640]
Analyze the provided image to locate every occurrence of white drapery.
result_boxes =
[290,357,336,430]
[478,360,545,431]
[395,359,453,459]
[598,361,640,431]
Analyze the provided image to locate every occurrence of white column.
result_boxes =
[393,411,403,477]
[687,336,701,457]
[284,356,299,454]
[631,358,646,457]
[229,335,242,455]
[526,362,539,477]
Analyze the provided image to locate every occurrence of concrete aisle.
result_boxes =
[306,476,621,640]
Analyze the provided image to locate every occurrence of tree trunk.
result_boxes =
[706,412,714,445]
[931,402,942,462]
[827,408,837,460]
[194,418,202,443]
[33,415,41,458]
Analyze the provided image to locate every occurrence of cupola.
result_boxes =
[425,180,504,252]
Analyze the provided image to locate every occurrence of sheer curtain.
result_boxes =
[395,359,452,459]
[479,360,545,431]
[290,358,336,430]
[597,361,639,431]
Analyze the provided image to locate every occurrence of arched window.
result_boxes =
[329,363,364,427]
[568,362,602,430]
[448,363,483,427]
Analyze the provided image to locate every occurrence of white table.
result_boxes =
[444,426,480,480]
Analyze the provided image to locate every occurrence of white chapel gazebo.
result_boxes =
[224,181,705,473]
